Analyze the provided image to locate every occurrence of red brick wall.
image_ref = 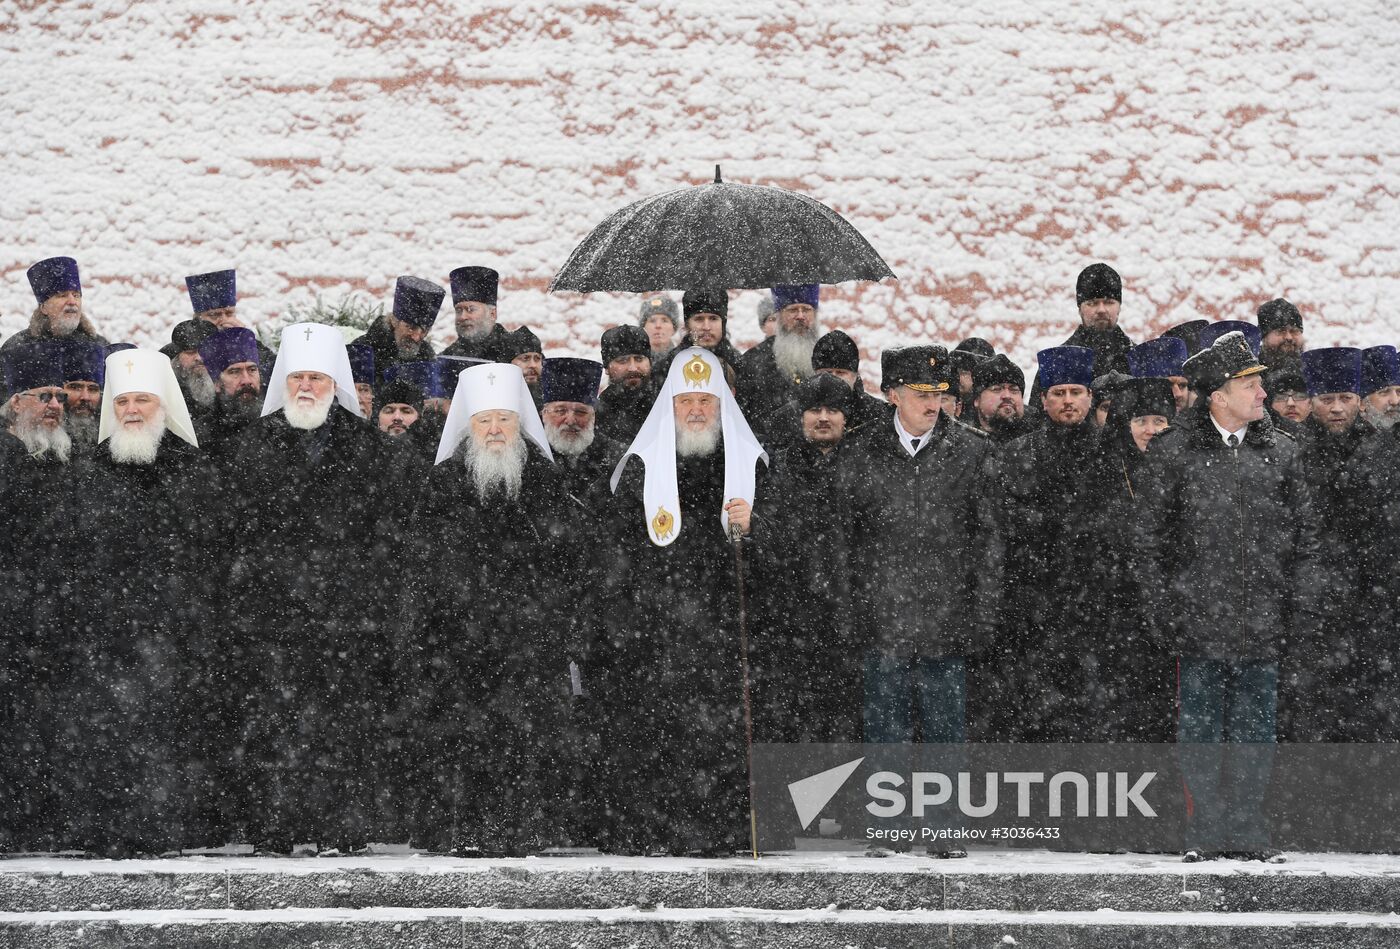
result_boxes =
[4,2,1397,376]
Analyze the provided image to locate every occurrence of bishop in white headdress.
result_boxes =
[261,321,362,429]
[436,361,552,502]
[596,345,770,855]
[611,346,767,546]
[99,347,199,464]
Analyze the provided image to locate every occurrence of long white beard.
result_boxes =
[67,411,99,447]
[676,422,720,458]
[546,422,595,458]
[284,392,334,430]
[109,410,167,465]
[773,320,820,380]
[463,432,527,500]
[15,419,72,463]
[177,364,216,408]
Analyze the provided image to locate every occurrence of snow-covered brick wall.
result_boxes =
[3,1,1398,380]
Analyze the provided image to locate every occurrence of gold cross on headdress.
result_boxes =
[303,327,314,341]
[125,359,135,374]
[487,372,496,385]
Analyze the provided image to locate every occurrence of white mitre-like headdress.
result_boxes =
[610,346,767,547]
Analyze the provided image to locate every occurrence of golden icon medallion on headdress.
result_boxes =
[651,506,676,540]
[682,354,712,387]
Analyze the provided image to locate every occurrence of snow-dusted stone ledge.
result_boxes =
[2,906,1400,949]
[2,852,1400,917]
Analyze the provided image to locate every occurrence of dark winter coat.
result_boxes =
[1,325,109,353]
[1287,417,1392,739]
[749,438,858,743]
[839,413,1004,657]
[593,446,766,854]
[1079,417,1175,740]
[360,315,436,376]
[1134,405,1322,660]
[976,412,1039,444]
[1294,417,1381,611]
[192,397,261,464]
[440,323,507,360]
[0,436,82,851]
[55,435,209,853]
[758,382,888,452]
[594,381,653,446]
[400,444,588,852]
[551,431,625,512]
[736,336,807,431]
[217,404,403,847]
[995,417,1103,654]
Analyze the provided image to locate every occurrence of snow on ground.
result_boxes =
[3,850,1400,877]
[3,2,1399,383]
[2,906,1399,927]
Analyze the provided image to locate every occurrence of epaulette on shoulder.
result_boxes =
[951,418,989,439]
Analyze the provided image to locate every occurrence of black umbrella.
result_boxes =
[549,166,896,292]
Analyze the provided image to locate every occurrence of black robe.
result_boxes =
[594,382,653,447]
[749,439,858,746]
[992,418,1103,740]
[594,447,765,854]
[360,315,436,377]
[56,434,209,854]
[0,437,81,851]
[1080,418,1174,741]
[218,404,402,850]
[400,445,587,854]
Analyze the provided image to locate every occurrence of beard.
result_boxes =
[773,320,820,380]
[462,431,528,500]
[175,362,216,408]
[676,421,721,458]
[1366,408,1398,432]
[284,391,334,430]
[456,321,493,342]
[49,310,81,335]
[396,338,421,358]
[15,417,72,463]
[545,421,595,458]
[219,385,263,423]
[109,410,167,465]
[67,410,99,447]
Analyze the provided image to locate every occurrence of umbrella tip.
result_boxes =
[714,164,722,184]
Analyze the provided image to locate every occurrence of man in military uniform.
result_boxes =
[1135,331,1320,861]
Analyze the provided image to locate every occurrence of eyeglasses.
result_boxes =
[20,391,68,404]
[1273,393,1310,404]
